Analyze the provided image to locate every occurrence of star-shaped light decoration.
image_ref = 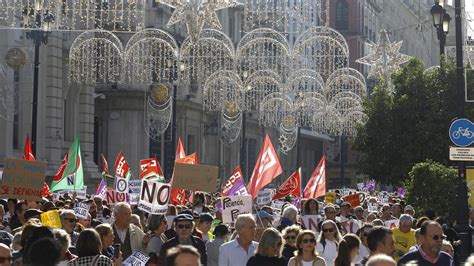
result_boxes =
[356,30,411,81]
[158,0,241,43]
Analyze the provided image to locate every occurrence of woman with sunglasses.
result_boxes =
[288,230,326,266]
[334,234,360,266]
[246,227,286,266]
[354,224,373,264]
[282,225,301,264]
[317,220,341,266]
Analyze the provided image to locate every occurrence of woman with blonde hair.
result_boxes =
[334,234,360,266]
[288,230,326,266]
[317,220,341,266]
[282,225,301,264]
[247,227,286,266]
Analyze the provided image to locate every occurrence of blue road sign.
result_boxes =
[449,118,474,147]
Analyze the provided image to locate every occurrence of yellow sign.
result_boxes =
[325,192,336,204]
[467,169,474,207]
[41,210,61,228]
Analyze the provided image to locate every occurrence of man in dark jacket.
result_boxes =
[158,214,207,265]
[398,221,453,266]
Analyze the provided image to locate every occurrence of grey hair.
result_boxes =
[465,254,474,266]
[53,228,71,248]
[282,205,298,220]
[113,202,131,217]
[235,213,255,231]
[366,254,396,266]
[60,209,76,219]
[399,214,413,225]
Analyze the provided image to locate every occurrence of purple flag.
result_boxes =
[95,178,107,199]
[398,187,406,198]
[216,172,249,211]
[364,180,376,191]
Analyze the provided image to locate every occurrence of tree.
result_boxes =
[404,160,457,222]
[352,58,474,184]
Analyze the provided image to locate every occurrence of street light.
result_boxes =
[21,1,54,155]
[431,1,450,57]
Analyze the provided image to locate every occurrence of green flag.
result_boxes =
[51,137,84,192]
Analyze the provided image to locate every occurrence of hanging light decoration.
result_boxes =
[180,29,235,85]
[123,29,179,84]
[324,68,367,103]
[145,84,173,140]
[69,29,123,85]
[278,115,298,154]
[157,0,241,43]
[0,0,145,31]
[244,70,283,112]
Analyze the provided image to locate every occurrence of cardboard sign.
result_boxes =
[106,189,128,205]
[115,177,129,194]
[0,158,46,201]
[221,195,252,224]
[138,180,170,215]
[172,163,219,192]
[74,202,90,220]
[123,250,149,266]
[342,193,361,207]
[300,215,322,232]
[385,219,399,229]
[325,192,336,204]
[41,210,61,228]
[257,189,272,206]
[368,203,378,212]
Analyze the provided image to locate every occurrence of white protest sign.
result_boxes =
[73,202,90,220]
[221,195,252,224]
[115,177,129,194]
[123,250,149,266]
[106,189,128,205]
[56,186,88,199]
[368,203,378,212]
[138,180,170,215]
[271,201,284,214]
[357,183,364,190]
[384,219,399,229]
[341,219,361,234]
[256,189,272,206]
[128,180,142,205]
[300,215,322,232]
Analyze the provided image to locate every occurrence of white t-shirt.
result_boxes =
[302,260,314,266]
[317,239,337,266]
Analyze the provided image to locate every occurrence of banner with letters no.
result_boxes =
[138,180,170,215]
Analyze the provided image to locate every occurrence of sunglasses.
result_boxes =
[177,224,192,229]
[322,228,334,233]
[63,218,78,223]
[0,256,12,263]
[432,235,446,241]
[302,238,316,244]
[285,235,297,240]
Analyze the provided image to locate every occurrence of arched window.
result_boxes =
[335,0,349,31]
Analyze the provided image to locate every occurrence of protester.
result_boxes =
[247,227,286,266]
[95,224,116,258]
[131,214,143,230]
[8,202,26,233]
[361,227,395,264]
[219,214,258,266]
[391,204,403,219]
[193,193,210,214]
[441,240,454,258]
[366,254,396,266]
[256,210,274,229]
[391,214,416,261]
[355,224,373,264]
[281,225,301,264]
[166,245,202,266]
[28,238,61,265]
[288,230,326,266]
[158,214,206,265]
[111,203,147,259]
[278,205,298,231]
[54,228,75,266]
[78,213,92,229]
[302,199,320,215]
[146,214,168,257]
[206,224,228,266]
[195,213,214,242]
[68,229,119,266]
[334,233,360,266]
[0,243,12,266]
[22,226,55,265]
[354,206,365,221]
[61,210,80,246]
[380,205,396,222]
[317,220,341,266]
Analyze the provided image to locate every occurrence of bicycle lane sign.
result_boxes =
[449,118,474,147]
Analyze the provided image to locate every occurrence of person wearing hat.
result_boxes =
[206,224,229,266]
[158,213,207,265]
[195,213,214,243]
[24,209,43,222]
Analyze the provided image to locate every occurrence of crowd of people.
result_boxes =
[0,190,472,266]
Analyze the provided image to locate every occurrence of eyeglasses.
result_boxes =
[63,217,78,223]
[0,256,12,263]
[302,238,316,244]
[322,228,334,233]
[432,235,446,241]
[177,224,192,229]
[285,235,296,240]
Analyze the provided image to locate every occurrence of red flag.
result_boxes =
[140,158,164,180]
[42,182,52,197]
[101,154,110,175]
[176,137,186,160]
[304,155,326,199]
[170,137,198,206]
[273,168,301,200]
[23,134,35,160]
[115,151,130,178]
[247,134,283,199]
[53,153,69,182]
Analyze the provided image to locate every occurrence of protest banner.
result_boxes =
[128,179,142,205]
[41,210,61,228]
[172,163,219,192]
[55,186,88,200]
[221,195,252,224]
[138,180,170,215]
[73,202,90,220]
[0,158,46,201]
[271,201,284,214]
[115,177,129,194]
[385,219,399,229]
[256,189,273,206]
[368,202,378,212]
[300,215,322,232]
[357,183,364,190]
[106,189,128,205]
[342,193,361,207]
[325,192,336,204]
[123,251,149,266]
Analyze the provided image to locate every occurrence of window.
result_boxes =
[335,0,349,31]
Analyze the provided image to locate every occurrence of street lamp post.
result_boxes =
[22,2,54,155]
[430,1,451,57]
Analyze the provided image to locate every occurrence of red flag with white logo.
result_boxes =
[53,153,69,182]
[176,137,186,160]
[247,134,283,199]
[304,155,326,199]
[101,153,110,176]
[115,151,130,179]
[140,158,164,180]
[273,168,301,200]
